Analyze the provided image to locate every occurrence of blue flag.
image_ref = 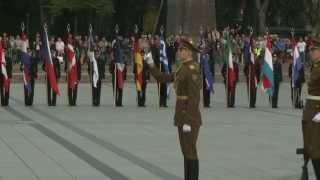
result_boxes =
[201,53,214,93]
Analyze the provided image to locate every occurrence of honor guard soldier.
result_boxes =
[65,25,80,106]
[110,26,126,107]
[133,25,148,107]
[300,37,320,180]
[198,27,214,107]
[41,24,60,106]
[88,25,104,106]
[271,53,282,108]
[0,36,12,106]
[221,53,239,108]
[144,39,202,180]
[244,30,260,108]
[21,48,37,106]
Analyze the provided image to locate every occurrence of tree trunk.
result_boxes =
[258,11,266,35]
[255,0,270,35]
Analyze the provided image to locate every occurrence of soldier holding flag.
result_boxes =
[20,23,37,106]
[65,25,80,106]
[0,35,11,106]
[110,25,126,107]
[244,28,260,108]
[41,23,60,106]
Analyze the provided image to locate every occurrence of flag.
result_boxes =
[134,38,143,92]
[225,40,236,89]
[0,44,10,92]
[261,32,274,96]
[88,36,99,88]
[291,34,303,88]
[42,30,60,95]
[200,53,214,93]
[66,33,78,90]
[20,32,32,94]
[114,40,125,89]
[159,35,170,98]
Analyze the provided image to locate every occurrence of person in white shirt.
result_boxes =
[297,38,306,62]
[55,37,65,63]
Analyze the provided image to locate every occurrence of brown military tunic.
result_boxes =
[149,60,202,127]
[302,60,320,159]
[149,60,202,159]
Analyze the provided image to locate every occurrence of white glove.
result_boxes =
[312,113,320,123]
[182,124,191,133]
[143,52,154,65]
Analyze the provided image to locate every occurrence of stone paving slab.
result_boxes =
[0,82,315,180]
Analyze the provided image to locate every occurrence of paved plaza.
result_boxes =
[0,82,313,180]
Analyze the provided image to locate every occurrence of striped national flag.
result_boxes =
[134,38,143,92]
[291,34,303,88]
[42,29,60,95]
[88,35,99,88]
[261,32,274,96]
[66,33,78,90]
[114,40,125,89]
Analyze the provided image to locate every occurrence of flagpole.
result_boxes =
[88,24,93,103]
[113,25,119,107]
[225,28,229,108]
[291,28,297,108]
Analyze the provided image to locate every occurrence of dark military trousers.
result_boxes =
[92,79,102,106]
[24,79,35,106]
[203,80,211,107]
[159,83,168,107]
[112,75,123,107]
[68,85,78,106]
[47,80,57,106]
[178,126,199,180]
[247,84,257,108]
[0,82,9,106]
[137,82,147,107]
[292,87,303,109]
[226,86,236,108]
[312,160,320,180]
[271,81,280,108]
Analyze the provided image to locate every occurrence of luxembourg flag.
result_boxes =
[42,29,60,95]
[20,32,32,94]
[261,32,274,96]
[291,34,303,88]
[66,34,78,90]
[0,43,10,92]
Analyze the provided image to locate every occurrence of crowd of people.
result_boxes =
[0,26,312,108]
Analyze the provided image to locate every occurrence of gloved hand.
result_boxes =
[143,52,154,65]
[182,124,191,133]
[312,112,320,123]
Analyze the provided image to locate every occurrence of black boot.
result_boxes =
[190,159,199,180]
[312,159,320,180]
[184,158,190,180]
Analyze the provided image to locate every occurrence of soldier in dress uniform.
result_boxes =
[144,39,202,180]
[65,29,80,106]
[244,33,260,108]
[300,37,320,180]
[271,53,282,108]
[221,53,239,108]
[43,38,61,106]
[289,57,305,109]
[133,26,149,107]
[21,47,37,106]
[0,35,12,106]
[110,34,126,107]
